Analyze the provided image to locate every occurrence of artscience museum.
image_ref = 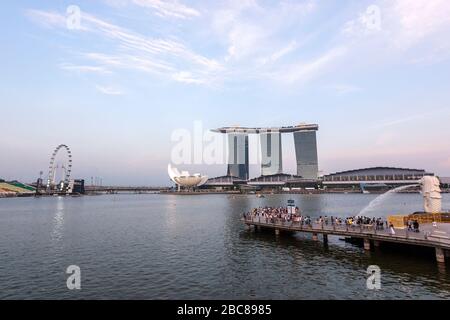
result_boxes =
[168,164,208,190]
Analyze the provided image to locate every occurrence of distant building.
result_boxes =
[71,179,85,194]
[260,132,283,176]
[201,175,247,191]
[168,165,208,190]
[322,167,434,190]
[226,133,249,180]
[294,130,319,179]
[202,174,319,191]
[247,173,318,190]
[440,177,450,189]
[210,123,320,184]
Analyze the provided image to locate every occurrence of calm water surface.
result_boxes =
[0,193,449,300]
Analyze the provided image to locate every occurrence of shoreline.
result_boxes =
[1,189,449,199]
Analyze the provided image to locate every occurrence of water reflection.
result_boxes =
[222,193,450,298]
[239,227,450,295]
[51,196,65,243]
[0,193,449,299]
[164,195,178,232]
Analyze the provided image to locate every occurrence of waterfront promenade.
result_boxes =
[243,216,450,264]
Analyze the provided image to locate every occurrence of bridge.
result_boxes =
[85,186,170,194]
[243,216,450,264]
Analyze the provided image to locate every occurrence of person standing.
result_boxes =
[413,220,420,233]
[389,223,396,235]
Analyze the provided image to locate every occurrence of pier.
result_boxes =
[243,217,450,264]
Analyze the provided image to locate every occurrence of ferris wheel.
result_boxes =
[46,144,73,191]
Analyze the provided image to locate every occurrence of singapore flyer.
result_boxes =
[46,144,72,192]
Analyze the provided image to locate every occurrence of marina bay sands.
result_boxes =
[211,124,319,181]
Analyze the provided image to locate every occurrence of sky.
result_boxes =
[1,0,450,186]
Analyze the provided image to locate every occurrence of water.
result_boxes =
[358,184,419,216]
[0,193,449,300]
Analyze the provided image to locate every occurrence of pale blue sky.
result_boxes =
[1,0,450,185]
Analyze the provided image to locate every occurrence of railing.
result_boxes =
[244,216,450,247]
[408,213,450,224]
[246,217,384,234]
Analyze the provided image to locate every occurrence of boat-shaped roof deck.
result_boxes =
[212,124,319,134]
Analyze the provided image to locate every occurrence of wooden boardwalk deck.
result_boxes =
[243,217,450,264]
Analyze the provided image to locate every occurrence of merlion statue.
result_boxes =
[420,176,442,213]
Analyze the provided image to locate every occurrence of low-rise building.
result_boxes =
[322,167,434,191]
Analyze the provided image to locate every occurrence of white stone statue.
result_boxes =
[420,176,442,213]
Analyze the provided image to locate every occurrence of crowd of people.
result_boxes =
[407,219,421,232]
[243,206,403,233]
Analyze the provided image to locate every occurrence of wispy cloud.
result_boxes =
[81,13,219,70]
[341,0,450,63]
[27,0,450,90]
[27,2,323,88]
[26,9,67,29]
[132,0,200,19]
[390,0,450,48]
[172,71,206,84]
[213,0,316,62]
[273,46,347,84]
[82,52,175,76]
[258,40,299,65]
[59,63,113,74]
[95,85,124,95]
[27,8,221,85]
[104,0,201,19]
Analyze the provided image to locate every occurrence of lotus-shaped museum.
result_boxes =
[168,164,208,188]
